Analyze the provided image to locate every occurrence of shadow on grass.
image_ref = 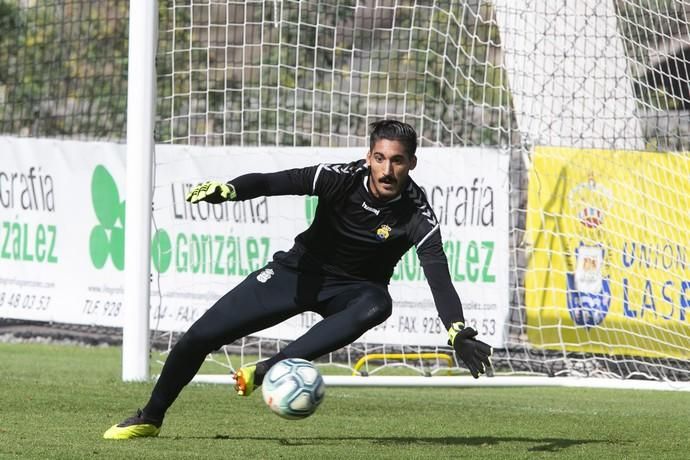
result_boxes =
[171,434,624,453]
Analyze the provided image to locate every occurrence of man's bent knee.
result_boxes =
[174,326,220,355]
[353,289,392,328]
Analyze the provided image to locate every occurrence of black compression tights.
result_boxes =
[143,264,392,420]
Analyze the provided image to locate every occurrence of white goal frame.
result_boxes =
[190,375,690,392]
[122,0,156,381]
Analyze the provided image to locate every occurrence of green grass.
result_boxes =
[0,343,688,459]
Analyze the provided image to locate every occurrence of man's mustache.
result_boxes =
[379,175,396,184]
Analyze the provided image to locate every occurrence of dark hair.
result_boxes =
[369,120,418,158]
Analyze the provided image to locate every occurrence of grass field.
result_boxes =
[0,343,688,459]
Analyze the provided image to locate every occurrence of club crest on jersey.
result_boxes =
[375,224,391,241]
[256,268,274,283]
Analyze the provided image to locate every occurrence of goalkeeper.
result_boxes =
[104,120,492,439]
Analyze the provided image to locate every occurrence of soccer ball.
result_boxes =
[261,358,325,420]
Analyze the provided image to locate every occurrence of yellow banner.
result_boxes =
[525,147,690,359]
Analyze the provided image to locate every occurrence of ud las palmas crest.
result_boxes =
[566,173,613,327]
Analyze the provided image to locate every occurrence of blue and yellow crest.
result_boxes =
[376,224,392,241]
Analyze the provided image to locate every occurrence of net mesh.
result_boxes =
[0,1,129,139]
[1,0,689,382]
[156,0,515,147]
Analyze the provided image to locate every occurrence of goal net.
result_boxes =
[1,0,689,388]
[149,0,690,386]
[150,0,516,381]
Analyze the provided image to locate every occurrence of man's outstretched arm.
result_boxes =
[186,168,318,204]
[418,232,493,378]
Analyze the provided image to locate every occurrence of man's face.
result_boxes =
[366,139,417,200]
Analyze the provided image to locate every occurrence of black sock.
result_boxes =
[141,402,165,424]
[255,352,287,386]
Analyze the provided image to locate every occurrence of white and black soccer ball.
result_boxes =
[261,358,325,419]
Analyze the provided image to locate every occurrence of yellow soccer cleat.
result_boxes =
[103,409,162,440]
[232,365,258,396]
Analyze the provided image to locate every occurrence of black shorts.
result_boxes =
[185,259,394,360]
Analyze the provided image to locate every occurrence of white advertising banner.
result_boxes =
[0,137,509,347]
[0,137,126,326]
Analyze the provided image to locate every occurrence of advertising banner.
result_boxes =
[0,138,126,326]
[525,146,690,359]
[1,137,510,347]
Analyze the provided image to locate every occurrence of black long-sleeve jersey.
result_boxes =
[229,159,464,328]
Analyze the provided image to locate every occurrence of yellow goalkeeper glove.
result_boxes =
[448,322,492,379]
[185,181,236,204]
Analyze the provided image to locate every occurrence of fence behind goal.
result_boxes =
[1,1,689,388]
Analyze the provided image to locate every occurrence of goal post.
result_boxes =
[122,0,158,382]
